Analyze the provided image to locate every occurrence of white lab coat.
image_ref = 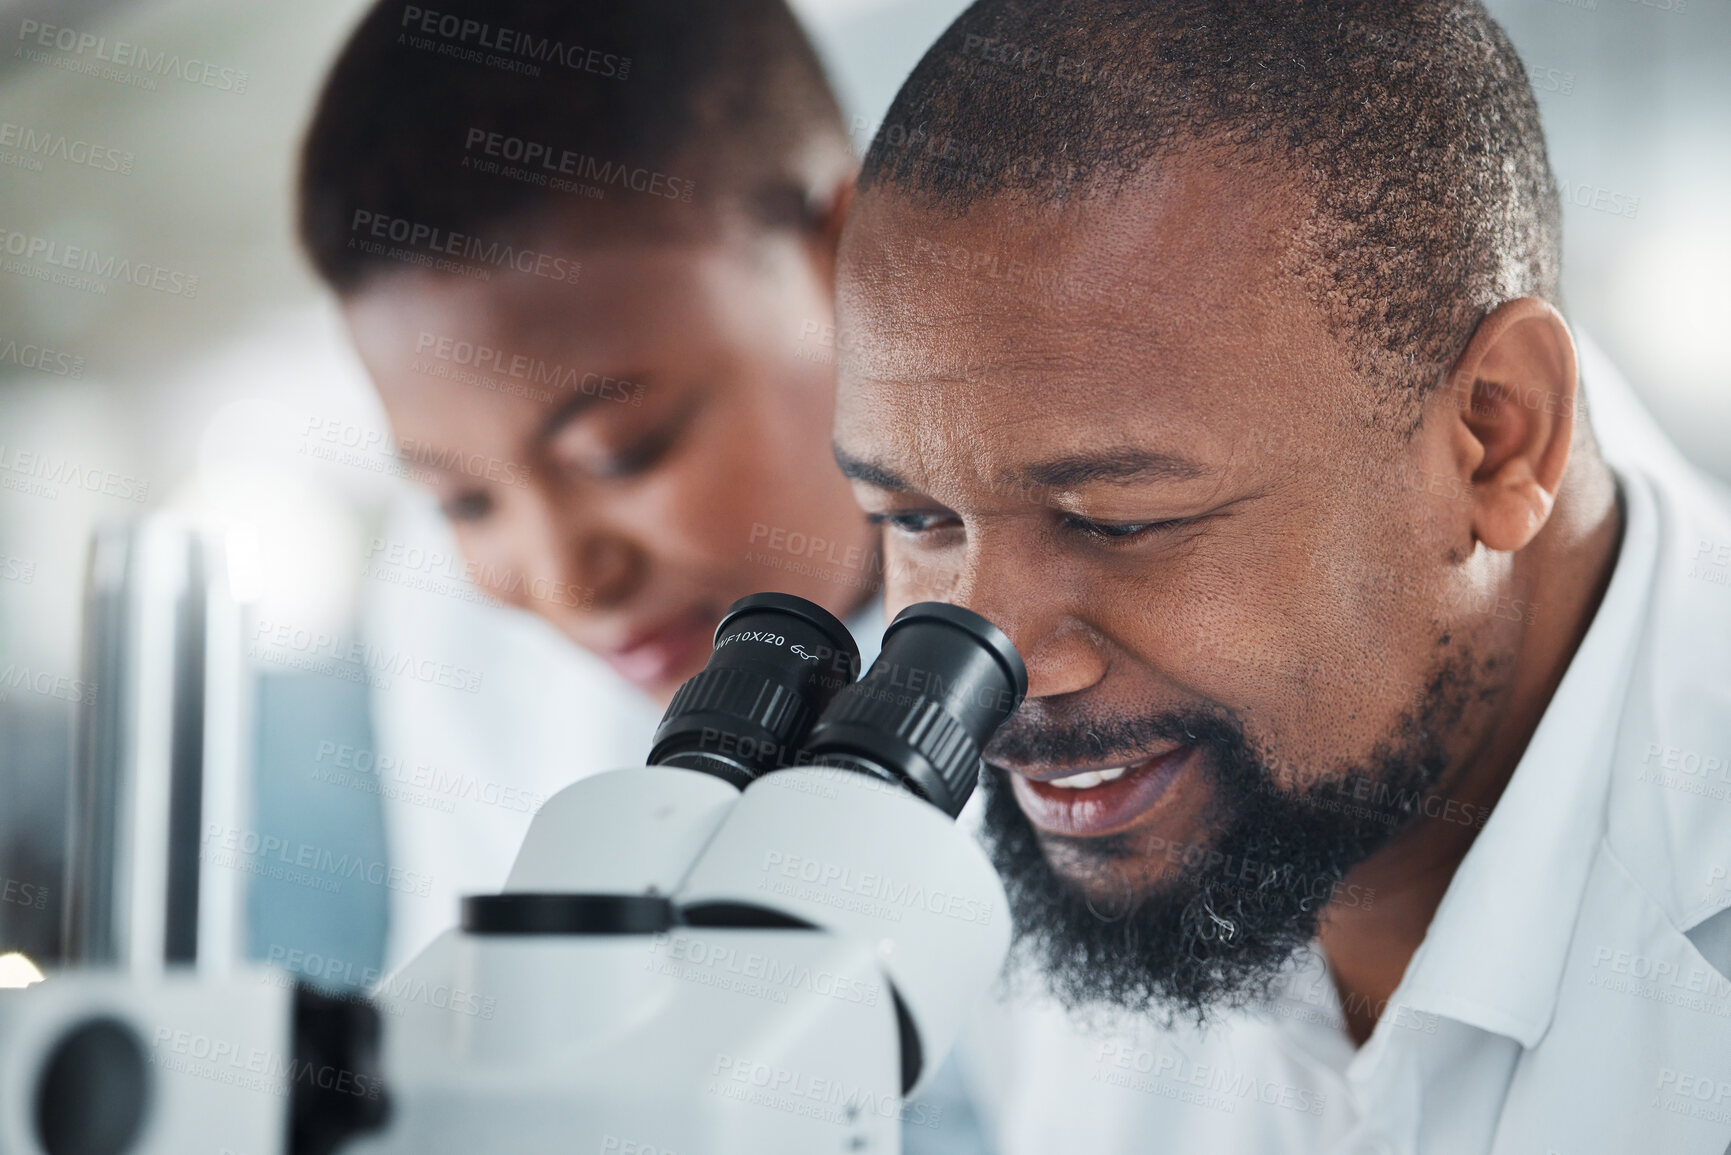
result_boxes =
[1503,338,1731,1154]
[1484,444,1731,1153]
[953,340,1731,1155]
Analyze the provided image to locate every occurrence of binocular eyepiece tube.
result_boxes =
[648,593,1028,817]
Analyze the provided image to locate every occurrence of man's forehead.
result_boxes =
[843,150,1305,307]
[832,157,1368,497]
[843,159,1323,382]
[830,285,1235,508]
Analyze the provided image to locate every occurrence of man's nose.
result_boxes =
[941,552,1105,701]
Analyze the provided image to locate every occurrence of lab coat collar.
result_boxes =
[1389,467,1660,1050]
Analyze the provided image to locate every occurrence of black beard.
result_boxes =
[977,659,1476,1026]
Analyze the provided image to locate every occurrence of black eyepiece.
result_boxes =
[648,592,860,788]
[801,602,1027,817]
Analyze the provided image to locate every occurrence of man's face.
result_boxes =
[835,156,1523,1016]
[346,230,875,703]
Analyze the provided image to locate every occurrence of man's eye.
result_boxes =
[441,490,494,522]
[868,510,956,535]
[1061,515,1170,541]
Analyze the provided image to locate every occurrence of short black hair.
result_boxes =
[300,0,846,295]
[859,0,1562,419]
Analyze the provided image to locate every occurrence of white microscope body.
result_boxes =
[0,593,1025,1155]
[348,761,1008,1155]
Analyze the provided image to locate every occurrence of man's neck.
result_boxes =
[1318,447,1625,1046]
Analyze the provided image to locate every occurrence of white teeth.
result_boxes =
[1049,766,1128,790]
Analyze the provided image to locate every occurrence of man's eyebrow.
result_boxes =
[833,446,911,491]
[1017,449,1210,489]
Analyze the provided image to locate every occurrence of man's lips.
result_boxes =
[1005,746,1194,838]
[599,606,717,690]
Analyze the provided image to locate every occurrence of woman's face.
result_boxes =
[343,230,878,703]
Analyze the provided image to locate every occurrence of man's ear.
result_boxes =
[1445,298,1579,552]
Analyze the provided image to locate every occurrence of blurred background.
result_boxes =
[0,0,1725,1023]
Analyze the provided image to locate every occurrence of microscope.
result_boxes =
[0,588,1026,1155]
